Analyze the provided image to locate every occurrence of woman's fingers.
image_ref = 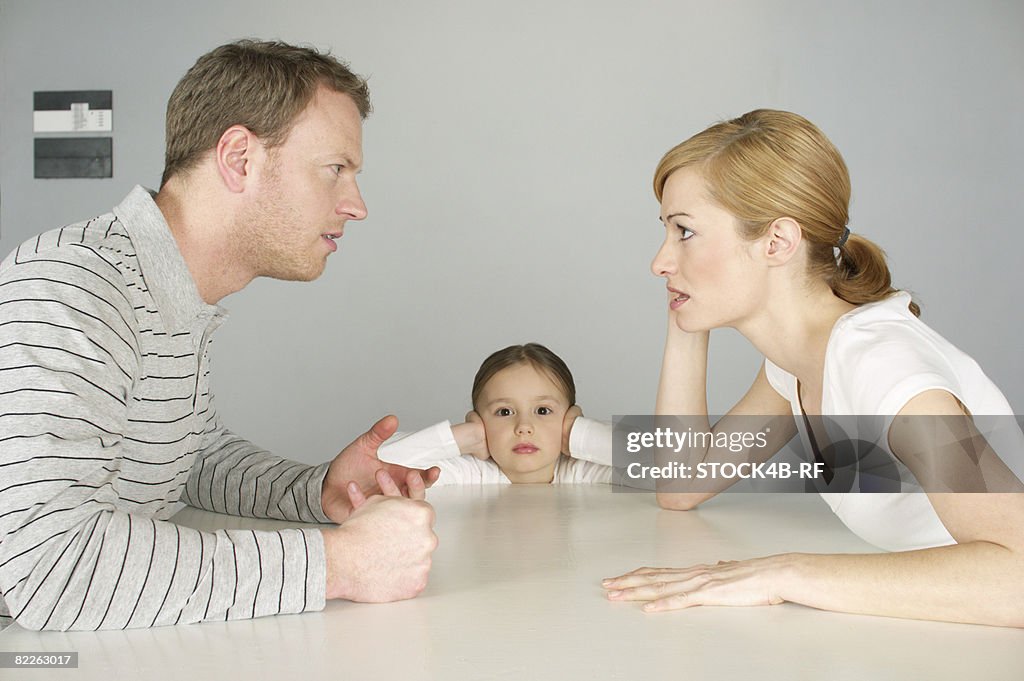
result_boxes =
[643,592,697,612]
[603,557,783,611]
[606,572,711,601]
[603,564,710,587]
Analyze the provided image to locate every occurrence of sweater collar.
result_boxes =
[113,185,227,333]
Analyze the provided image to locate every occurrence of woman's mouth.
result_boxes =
[668,287,690,310]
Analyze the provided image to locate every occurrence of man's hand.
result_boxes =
[453,411,490,460]
[323,469,438,602]
[321,415,440,523]
[561,405,583,456]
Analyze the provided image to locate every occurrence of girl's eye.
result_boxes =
[536,406,553,416]
[677,226,694,241]
[495,407,513,417]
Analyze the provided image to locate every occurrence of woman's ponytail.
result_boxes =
[831,234,920,316]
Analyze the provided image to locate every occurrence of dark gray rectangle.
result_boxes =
[34,137,112,179]
[0,652,79,668]
[34,90,112,111]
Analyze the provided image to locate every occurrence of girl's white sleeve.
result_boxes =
[377,421,508,486]
[378,421,462,468]
[567,417,613,466]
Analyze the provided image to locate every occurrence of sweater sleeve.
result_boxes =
[180,422,332,525]
[0,251,324,630]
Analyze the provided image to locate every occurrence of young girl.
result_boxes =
[601,109,1024,627]
[379,343,614,485]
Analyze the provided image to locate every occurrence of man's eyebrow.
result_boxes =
[320,153,362,170]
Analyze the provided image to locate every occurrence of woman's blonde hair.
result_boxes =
[654,109,919,316]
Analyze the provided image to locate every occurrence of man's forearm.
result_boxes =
[182,427,331,523]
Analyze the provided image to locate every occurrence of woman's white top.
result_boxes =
[764,291,1019,551]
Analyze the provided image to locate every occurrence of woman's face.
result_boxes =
[650,168,767,332]
[476,363,569,483]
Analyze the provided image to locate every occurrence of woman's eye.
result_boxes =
[677,226,694,241]
[496,408,513,417]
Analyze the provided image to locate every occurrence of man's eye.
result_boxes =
[496,408,513,417]
[331,164,345,175]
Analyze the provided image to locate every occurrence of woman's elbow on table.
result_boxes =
[656,492,710,510]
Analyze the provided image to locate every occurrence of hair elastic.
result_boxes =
[837,226,851,248]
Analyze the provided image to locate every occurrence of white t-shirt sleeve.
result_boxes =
[829,323,964,416]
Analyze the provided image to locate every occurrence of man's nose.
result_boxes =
[338,182,368,221]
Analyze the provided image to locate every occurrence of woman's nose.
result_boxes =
[651,239,676,277]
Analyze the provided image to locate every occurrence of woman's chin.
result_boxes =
[673,313,711,334]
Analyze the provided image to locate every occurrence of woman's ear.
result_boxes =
[764,217,802,266]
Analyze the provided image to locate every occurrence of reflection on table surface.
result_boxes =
[2,486,1022,680]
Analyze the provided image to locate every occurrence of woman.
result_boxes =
[601,110,1024,627]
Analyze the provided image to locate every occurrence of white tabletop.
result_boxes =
[2,486,1022,680]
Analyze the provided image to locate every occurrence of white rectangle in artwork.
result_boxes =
[34,105,113,133]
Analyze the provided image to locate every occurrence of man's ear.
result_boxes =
[215,125,255,193]
[764,217,802,266]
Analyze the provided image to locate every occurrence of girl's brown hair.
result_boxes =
[471,343,576,410]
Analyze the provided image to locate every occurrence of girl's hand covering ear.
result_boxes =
[453,412,491,460]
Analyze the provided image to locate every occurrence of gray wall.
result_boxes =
[2,0,1022,464]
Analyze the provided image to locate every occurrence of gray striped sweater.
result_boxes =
[0,186,330,630]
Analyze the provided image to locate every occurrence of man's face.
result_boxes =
[244,86,367,281]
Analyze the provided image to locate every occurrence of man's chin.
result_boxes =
[262,260,328,283]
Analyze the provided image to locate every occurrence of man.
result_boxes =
[0,40,439,631]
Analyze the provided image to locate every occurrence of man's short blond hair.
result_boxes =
[161,39,370,186]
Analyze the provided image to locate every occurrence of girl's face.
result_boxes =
[650,167,768,332]
[476,363,570,483]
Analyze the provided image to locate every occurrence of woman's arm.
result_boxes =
[603,391,1024,627]
[655,353,797,511]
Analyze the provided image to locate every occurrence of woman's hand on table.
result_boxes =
[602,554,795,612]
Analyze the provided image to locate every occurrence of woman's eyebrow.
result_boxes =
[660,211,693,222]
